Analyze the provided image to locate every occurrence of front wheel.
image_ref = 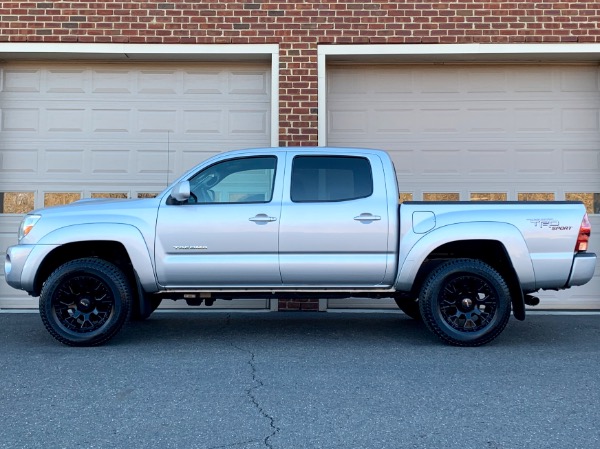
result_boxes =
[419,259,511,347]
[39,258,132,346]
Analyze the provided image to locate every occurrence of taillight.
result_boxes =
[575,213,591,252]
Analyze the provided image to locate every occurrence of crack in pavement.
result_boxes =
[227,317,280,449]
[230,343,280,449]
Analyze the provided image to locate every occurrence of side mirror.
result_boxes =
[170,181,191,202]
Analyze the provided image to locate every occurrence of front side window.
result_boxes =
[291,156,373,202]
[188,156,277,204]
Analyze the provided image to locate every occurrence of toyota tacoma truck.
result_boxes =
[4,147,597,347]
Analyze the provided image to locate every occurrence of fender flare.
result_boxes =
[26,223,158,293]
[394,222,535,319]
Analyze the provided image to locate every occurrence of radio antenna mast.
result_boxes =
[166,130,171,188]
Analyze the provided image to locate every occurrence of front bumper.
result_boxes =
[5,244,59,293]
[4,245,35,290]
[567,252,597,287]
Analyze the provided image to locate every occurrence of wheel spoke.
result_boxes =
[439,274,498,333]
[52,274,113,333]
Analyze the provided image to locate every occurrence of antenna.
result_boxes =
[166,130,171,188]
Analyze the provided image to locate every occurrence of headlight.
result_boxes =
[18,214,41,241]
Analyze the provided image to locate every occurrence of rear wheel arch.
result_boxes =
[412,240,525,320]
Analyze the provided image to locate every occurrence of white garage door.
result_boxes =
[327,63,600,310]
[0,61,272,309]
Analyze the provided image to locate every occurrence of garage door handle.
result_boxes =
[354,214,381,221]
[249,214,277,222]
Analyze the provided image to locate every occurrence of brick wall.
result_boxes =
[2,1,599,147]
[2,1,599,310]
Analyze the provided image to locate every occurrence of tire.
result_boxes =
[39,258,132,346]
[393,298,422,320]
[419,259,511,347]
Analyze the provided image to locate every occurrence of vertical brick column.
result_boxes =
[278,41,319,147]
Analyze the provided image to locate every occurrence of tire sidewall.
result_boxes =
[420,260,511,346]
[40,259,131,346]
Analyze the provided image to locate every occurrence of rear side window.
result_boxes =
[291,156,373,202]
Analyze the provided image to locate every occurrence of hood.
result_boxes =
[31,197,161,216]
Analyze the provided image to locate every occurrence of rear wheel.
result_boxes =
[40,258,132,346]
[419,259,511,346]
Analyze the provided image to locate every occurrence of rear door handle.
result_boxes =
[354,213,381,221]
[249,214,277,222]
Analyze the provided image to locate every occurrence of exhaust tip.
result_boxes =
[524,295,540,306]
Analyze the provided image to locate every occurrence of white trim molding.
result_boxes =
[317,43,600,145]
[0,42,280,147]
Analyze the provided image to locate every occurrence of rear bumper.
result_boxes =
[567,253,597,287]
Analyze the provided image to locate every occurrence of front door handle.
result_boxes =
[354,213,381,222]
[249,214,277,222]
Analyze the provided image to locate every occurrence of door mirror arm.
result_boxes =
[169,181,191,203]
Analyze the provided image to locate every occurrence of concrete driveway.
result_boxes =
[1,310,599,449]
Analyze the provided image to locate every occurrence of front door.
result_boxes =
[155,155,282,287]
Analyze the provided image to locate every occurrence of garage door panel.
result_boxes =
[229,70,270,94]
[1,107,39,133]
[2,68,41,92]
[563,147,600,174]
[0,61,271,309]
[0,146,38,176]
[46,148,87,174]
[559,66,599,92]
[327,63,600,310]
[562,107,600,132]
[515,147,559,175]
[466,147,510,175]
[0,218,20,252]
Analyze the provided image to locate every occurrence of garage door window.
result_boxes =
[518,193,555,202]
[470,193,508,201]
[291,156,373,202]
[44,192,81,207]
[566,192,600,215]
[91,193,128,199]
[423,192,459,201]
[0,192,34,214]
[399,193,413,203]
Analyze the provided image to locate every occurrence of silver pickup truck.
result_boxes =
[4,147,597,347]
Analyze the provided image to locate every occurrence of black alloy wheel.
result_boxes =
[419,259,511,346]
[40,258,132,346]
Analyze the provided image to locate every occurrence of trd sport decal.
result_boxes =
[527,219,572,231]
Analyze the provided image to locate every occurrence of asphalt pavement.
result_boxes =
[0,310,599,449]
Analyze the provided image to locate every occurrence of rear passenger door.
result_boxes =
[279,153,390,286]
